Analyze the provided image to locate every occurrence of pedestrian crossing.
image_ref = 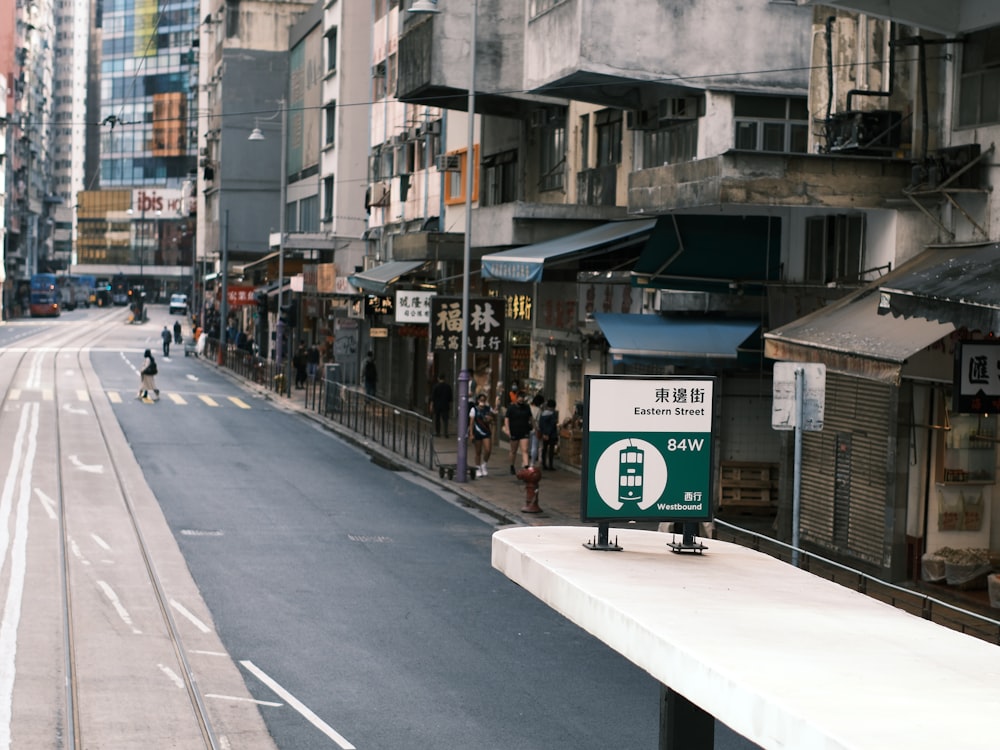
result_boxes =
[106,392,252,408]
[4,388,253,408]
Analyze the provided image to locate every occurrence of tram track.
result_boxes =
[0,311,274,749]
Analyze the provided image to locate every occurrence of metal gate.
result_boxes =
[799,372,894,565]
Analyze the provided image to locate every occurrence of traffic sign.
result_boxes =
[772,362,825,432]
[581,375,715,523]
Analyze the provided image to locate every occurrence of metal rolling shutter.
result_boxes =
[799,372,893,565]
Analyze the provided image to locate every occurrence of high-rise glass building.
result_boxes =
[72,0,199,298]
[95,0,199,186]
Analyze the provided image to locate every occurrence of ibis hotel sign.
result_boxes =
[581,375,715,523]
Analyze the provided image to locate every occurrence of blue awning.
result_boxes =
[348,260,428,294]
[594,313,760,363]
[481,219,657,283]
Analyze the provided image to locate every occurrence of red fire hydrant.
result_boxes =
[516,466,542,514]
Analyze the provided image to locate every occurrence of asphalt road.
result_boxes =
[56,305,758,750]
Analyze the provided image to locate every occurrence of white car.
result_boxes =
[169,294,188,315]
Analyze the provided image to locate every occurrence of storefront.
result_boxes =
[765,268,968,580]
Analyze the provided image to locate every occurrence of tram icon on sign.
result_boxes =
[595,438,668,511]
[618,442,645,504]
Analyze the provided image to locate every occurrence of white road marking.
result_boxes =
[62,403,89,415]
[90,533,112,551]
[157,664,185,689]
[68,455,104,474]
[240,660,357,749]
[96,581,142,634]
[33,488,57,520]
[170,599,212,633]
[0,404,40,749]
[205,693,283,708]
[186,374,199,381]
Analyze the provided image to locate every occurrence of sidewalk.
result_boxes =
[427,434,587,526]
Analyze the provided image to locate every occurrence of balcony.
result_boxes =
[628,151,914,214]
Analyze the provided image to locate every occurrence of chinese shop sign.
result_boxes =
[430,296,505,354]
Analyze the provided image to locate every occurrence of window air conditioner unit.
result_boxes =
[626,109,656,130]
[435,154,462,172]
[658,96,700,121]
[368,181,390,207]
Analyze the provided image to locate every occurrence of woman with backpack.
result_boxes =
[138,349,160,401]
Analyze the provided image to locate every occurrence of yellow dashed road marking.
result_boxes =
[168,393,187,405]
[108,391,122,403]
[228,397,251,410]
[198,395,219,407]
[77,389,89,401]
[42,389,54,401]
[9,389,21,400]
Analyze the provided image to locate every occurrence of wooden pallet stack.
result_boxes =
[718,461,778,514]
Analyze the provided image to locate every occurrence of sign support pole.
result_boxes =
[792,366,804,567]
[583,522,622,552]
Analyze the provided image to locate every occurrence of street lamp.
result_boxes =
[409,0,476,483]
[249,100,288,376]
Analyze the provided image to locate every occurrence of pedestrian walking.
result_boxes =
[503,390,534,474]
[431,374,453,437]
[469,393,496,477]
[307,345,320,382]
[293,344,308,389]
[173,319,182,344]
[138,349,159,401]
[529,393,545,467]
[161,325,171,356]
[538,399,560,470]
[363,352,377,399]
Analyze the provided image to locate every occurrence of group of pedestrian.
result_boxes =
[160,321,183,356]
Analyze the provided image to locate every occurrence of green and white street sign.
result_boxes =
[580,375,715,523]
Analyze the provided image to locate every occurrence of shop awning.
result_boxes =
[765,280,955,386]
[593,313,760,364]
[877,243,1000,333]
[348,260,428,294]
[481,219,657,283]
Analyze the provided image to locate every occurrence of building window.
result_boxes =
[580,114,590,170]
[539,125,565,191]
[372,60,387,101]
[804,214,866,284]
[323,175,334,221]
[325,102,336,147]
[225,0,239,37]
[326,27,338,73]
[639,120,697,168]
[484,150,518,206]
[300,196,319,232]
[595,109,623,166]
[958,26,1000,127]
[444,145,480,206]
[734,95,808,153]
